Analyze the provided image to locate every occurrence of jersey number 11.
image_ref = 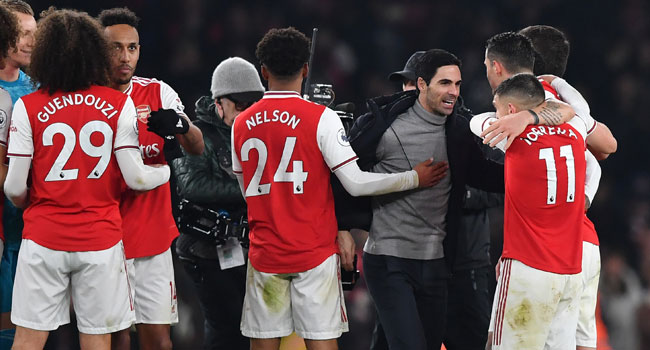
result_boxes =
[538,144,575,205]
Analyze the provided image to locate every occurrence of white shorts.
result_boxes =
[241,253,348,340]
[11,239,134,334]
[127,248,178,324]
[489,258,581,350]
[576,242,600,348]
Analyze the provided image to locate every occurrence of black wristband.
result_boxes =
[528,109,540,125]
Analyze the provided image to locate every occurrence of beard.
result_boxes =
[116,77,132,85]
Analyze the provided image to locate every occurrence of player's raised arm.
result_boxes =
[114,97,170,191]
[470,111,507,152]
[543,76,617,158]
[150,81,204,155]
[481,99,574,149]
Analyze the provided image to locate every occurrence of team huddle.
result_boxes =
[0,2,616,350]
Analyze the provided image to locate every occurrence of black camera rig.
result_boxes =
[305,83,354,134]
[303,28,355,135]
[176,199,249,248]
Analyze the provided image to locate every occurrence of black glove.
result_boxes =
[147,109,189,137]
[163,136,184,162]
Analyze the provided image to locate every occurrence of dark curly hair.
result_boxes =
[97,7,139,28]
[255,27,310,79]
[30,8,111,95]
[0,3,18,60]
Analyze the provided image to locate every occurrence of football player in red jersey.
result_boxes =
[480,74,588,350]
[474,32,616,350]
[481,32,579,149]
[232,27,443,350]
[97,7,204,350]
[520,24,615,350]
[3,9,170,350]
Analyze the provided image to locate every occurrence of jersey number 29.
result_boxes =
[241,137,308,197]
[43,121,113,181]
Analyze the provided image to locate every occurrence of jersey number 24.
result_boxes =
[241,137,308,197]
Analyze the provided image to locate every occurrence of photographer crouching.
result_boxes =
[172,57,264,350]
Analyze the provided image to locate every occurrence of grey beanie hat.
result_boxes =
[210,57,265,102]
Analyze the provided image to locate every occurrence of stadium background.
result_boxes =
[27,0,650,349]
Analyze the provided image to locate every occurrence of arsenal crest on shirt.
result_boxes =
[136,104,151,123]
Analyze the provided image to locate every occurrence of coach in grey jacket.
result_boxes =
[335,49,504,350]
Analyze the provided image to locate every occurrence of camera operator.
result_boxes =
[172,57,264,350]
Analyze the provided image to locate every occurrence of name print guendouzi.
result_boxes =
[38,93,118,122]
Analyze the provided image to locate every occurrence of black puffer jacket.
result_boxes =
[172,96,246,259]
[172,96,245,213]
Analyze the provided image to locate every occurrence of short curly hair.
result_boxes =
[0,3,18,60]
[255,27,310,79]
[97,7,139,28]
[30,8,111,95]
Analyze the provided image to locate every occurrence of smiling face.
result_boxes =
[417,64,461,116]
[104,24,140,91]
[6,11,36,69]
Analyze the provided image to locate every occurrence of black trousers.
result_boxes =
[181,258,249,350]
[443,266,492,350]
[364,253,450,350]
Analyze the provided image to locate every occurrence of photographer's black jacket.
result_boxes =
[333,90,504,267]
[172,96,247,260]
[173,96,245,213]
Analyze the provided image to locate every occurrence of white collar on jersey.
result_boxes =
[262,91,302,99]
[123,79,134,95]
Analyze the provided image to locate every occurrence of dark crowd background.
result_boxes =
[28,0,650,349]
